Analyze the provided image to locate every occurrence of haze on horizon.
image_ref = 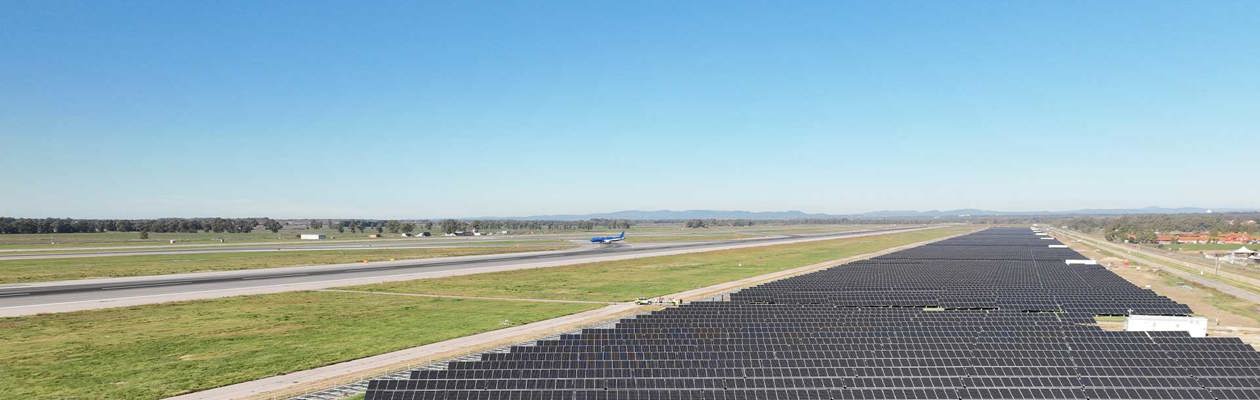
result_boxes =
[3,2,1258,219]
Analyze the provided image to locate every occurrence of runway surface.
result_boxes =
[0,226,927,316]
[0,238,559,260]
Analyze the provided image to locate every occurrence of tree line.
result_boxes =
[1054,213,1260,243]
[0,217,273,234]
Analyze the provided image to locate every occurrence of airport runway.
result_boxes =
[0,237,559,260]
[0,226,927,316]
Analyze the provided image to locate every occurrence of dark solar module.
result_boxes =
[363,227,1260,400]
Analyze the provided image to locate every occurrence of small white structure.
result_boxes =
[1048,245,1068,248]
[1035,232,1049,236]
[400,233,413,238]
[1040,237,1054,240]
[1230,246,1257,258]
[300,234,326,240]
[1065,259,1098,265]
[1125,315,1208,337]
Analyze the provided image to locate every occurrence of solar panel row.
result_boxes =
[362,227,1260,400]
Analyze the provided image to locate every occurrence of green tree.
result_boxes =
[385,220,402,233]
[401,223,416,234]
[264,219,283,233]
[440,219,461,234]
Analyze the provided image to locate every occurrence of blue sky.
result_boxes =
[2,1,1257,218]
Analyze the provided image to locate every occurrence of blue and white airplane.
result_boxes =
[590,232,626,244]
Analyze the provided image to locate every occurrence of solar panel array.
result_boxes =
[363,228,1260,400]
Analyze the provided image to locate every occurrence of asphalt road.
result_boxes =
[0,226,927,316]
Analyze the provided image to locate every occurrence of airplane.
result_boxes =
[590,232,626,244]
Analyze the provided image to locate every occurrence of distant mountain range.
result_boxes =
[502,207,1257,221]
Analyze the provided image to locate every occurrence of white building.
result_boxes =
[300,234,326,240]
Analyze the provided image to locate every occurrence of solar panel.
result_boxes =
[362,227,1260,400]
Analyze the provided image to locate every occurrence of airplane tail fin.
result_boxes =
[619,232,625,238]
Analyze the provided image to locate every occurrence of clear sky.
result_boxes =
[2,1,1257,218]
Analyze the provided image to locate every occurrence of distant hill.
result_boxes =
[850,207,1240,218]
[503,207,1256,221]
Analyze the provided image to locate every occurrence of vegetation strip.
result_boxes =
[0,292,599,400]
[316,289,618,304]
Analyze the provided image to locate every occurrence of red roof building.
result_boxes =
[1218,233,1254,244]
[1176,233,1211,244]
[1156,234,1175,245]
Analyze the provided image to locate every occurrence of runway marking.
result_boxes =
[98,281,198,290]
[316,289,618,305]
[241,273,309,280]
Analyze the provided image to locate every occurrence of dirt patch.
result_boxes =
[1069,241,1260,348]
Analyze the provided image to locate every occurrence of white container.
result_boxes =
[1126,315,1208,337]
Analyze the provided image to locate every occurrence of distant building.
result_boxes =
[417,231,431,237]
[368,234,381,238]
[1176,233,1210,244]
[1218,233,1254,244]
[300,234,326,240]
[400,233,413,238]
[1156,234,1175,245]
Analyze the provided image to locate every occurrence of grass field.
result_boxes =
[0,291,597,399]
[0,243,569,284]
[0,229,394,250]
[0,225,966,399]
[1157,242,1259,252]
[354,226,971,302]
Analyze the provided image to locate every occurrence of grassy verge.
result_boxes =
[0,243,569,284]
[1159,243,1258,252]
[0,291,598,399]
[1156,270,1260,324]
[354,226,972,302]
